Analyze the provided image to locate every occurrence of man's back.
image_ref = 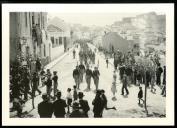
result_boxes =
[79,99,90,114]
[53,99,67,117]
[38,101,53,118]
[73,69,79,76]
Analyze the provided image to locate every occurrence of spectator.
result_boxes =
[78,92,90,117]
[92,90,105,117]
[66,88,72,114]
[73,85,78,101]
[38,94,53,118]
[52,71,58,100]
[53,91,67,118]
[138,86,144,105]
[121,74,129,96]
[69,102,85,118]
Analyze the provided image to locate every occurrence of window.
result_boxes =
[25,12,28,28]
[56,39,58,46]
[51,37,54,47]
[43,16,45,29]
[44,44,46,57]
[32,15,34,25]
[59,37,62,45]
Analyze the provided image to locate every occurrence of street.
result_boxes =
[10,44,166,118]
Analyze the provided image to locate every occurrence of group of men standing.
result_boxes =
[78,43,96,66]
[73,64,100,92]
[38,89,110,118]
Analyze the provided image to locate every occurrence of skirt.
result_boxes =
[111,83,117,94]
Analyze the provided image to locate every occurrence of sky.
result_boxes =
[48,12,164,27]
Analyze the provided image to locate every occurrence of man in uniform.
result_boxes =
[106,58,109,68]
[73,66,80,89]
[84,65,92,91]
[78,62,85,83]
[119,64,125,81]
[73,49,76,59]
[92,67,100,91]
[38,93,53,118]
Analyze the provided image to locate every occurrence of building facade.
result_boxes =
[47,17,72,61]
[10,12,52,67]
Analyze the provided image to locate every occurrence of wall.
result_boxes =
[51,45,64,61]
[10,12,50,67]
[10,13,18,62]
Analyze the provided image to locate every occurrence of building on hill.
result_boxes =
[102,32,136,54]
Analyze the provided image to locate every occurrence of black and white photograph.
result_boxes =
[2,3,174,126]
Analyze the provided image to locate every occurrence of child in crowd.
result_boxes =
[73,85,78,101]
[138,86,144,105]
[66,88,72,113]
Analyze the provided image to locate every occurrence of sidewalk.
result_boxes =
[44,47,74,70]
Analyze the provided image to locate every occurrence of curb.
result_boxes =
[44,47,74,70]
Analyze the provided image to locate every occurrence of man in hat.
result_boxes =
[84,65,92,91]
[138,86,144,104]
[92,67,100,91]
[73,49,76,59]
[32,72,41,97]
[73,66,80,89]
[92,90,105,117]
[46,69,52,78]
[45,74,52,97]
[78,92,90,117]
[119,64,125,81]
[40,67,46,87]
[156,63,163,86]
[52,71,58,100]
[38,93,53,118]
[36,57,42,73]
[78,61,85,83]
[53,91,67,118]
[106,58,109,68]
[161,66,166,96]
[121,73,129,95]
[69,102,85,118]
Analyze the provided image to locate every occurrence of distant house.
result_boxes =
[47,17,72,61]
[102,32,135,54]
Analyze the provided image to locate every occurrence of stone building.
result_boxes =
[10,12,52,67]
[47,17,72,61]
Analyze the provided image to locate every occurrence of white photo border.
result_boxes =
[2,3,174,126]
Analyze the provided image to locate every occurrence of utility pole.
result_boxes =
[144,60,148,116]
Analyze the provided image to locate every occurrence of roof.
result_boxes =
[47,17,70,32]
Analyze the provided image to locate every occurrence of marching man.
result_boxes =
[92,67,100,92]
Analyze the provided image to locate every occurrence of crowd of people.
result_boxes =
[10,56,43,117]
[10,42,166,118]
[37,89,115,118]
[78,43,96,66]
[72,43,100,92]
[104,48,166,101]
